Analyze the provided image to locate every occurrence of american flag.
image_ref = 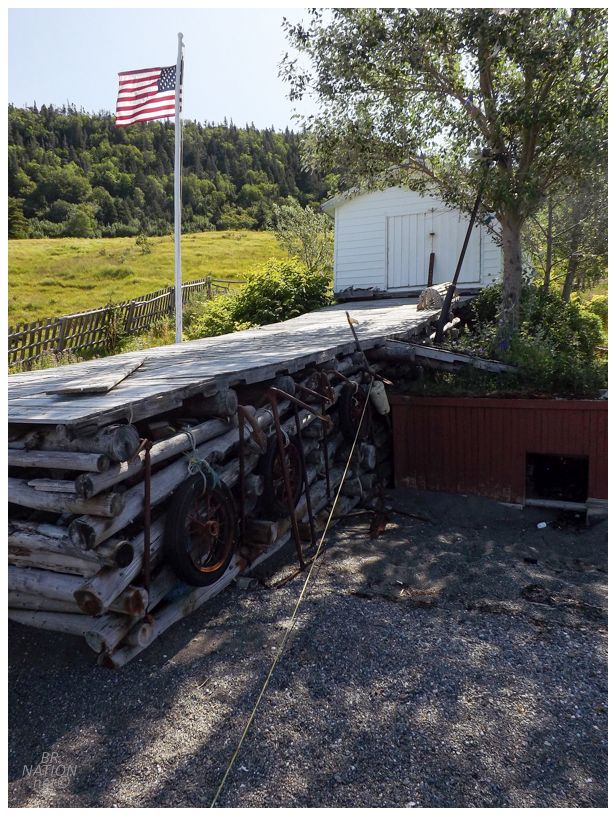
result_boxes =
[115,64,182,127]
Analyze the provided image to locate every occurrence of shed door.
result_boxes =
[387,213,427,289]
[431,211,481,284]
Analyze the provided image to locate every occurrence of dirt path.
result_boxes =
[8,489,607,807]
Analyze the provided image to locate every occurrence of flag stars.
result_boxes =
[158,67,176,92]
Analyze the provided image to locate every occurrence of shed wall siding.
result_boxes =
[333,187,502,293]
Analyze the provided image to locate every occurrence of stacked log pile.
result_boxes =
[8,350,389,667]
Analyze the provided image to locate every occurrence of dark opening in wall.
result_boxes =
[526,453,589,503]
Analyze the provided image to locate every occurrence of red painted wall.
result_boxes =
[390,396,608,503]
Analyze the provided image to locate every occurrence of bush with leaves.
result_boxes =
[452,283,606,397]
[271,200,333,275]
[135,233,152,254]
[185,295,250,339]
[583,294,608,336]
[186,258,331,340]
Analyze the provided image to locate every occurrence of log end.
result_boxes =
[69,519,97,550]
[113,541,134,568]
[121,589,146,617]
[108,493,125,518]
[96,455,111,473]
[74,589,103,617]
[113,426,141,462]
[74,474,94,499]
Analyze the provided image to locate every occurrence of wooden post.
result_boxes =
[125,300,137,335]
[427,251,435,287]
[55,317,67,353]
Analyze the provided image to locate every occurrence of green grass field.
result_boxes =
[8,231,286,325]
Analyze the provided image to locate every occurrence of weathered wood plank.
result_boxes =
[45,357,145,395]
[8,299,442,427]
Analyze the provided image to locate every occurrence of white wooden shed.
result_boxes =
[322,186,503,298]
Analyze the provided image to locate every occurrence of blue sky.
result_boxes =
[8,7,314,130]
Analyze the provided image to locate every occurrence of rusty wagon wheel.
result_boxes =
[164,476,237,586]
[260,433,303,520]
[339,382,372,443]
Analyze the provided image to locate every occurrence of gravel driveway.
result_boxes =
[8,489,607,807]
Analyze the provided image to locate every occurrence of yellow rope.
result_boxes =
[210,377,374,808]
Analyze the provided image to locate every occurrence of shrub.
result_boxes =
[452,283,606,397]
[185,294,250,339]
[182,291,209,332]
[216,205,257,231]
[271,200,334,275]
[101,221,140,238]
[27,218,65,238]
[64,207,97,238]
[585,294,608,333]
[135,233,152,255]
[233,258,331,326]
[186,258,332,340]
[119,316,176,353]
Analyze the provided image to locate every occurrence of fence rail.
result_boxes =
[8,276,239,370]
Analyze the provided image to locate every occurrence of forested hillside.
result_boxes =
[8,104,328,238]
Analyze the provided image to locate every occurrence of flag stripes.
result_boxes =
[114,64,181,127]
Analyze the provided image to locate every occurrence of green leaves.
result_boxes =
[185,258,332,340]
[8,105,329,238]
[271,200,333,275]
[281,8,607,332]
[456,282,606,396]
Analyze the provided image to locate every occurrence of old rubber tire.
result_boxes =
[339,383,372,443]
[259,434,303,520]
[164,475,237,586]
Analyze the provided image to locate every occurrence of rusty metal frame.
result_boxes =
[267,389,305,569]
[295,381,333,406]
[237,408,246,546]
[321,429,331,501]
[293,403,316,549]
[324,368,356,387]
[268,386,333,425]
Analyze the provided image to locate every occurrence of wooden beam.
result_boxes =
[369,340,516,374]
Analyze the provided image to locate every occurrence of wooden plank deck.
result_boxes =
[8,299,441,428]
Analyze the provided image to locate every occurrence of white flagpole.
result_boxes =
[174,32,184,343]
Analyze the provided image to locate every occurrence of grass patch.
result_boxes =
[9,231,286,324]
[96,266,134,280]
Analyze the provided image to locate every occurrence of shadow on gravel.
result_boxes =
[8,489,607,808]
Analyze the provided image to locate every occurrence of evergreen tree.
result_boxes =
[7,104,328,237]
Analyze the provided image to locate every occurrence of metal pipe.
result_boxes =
[173,32,184,344]
[268,387,332,426]
[294,382,332,405]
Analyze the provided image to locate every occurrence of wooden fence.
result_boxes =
[8,276,238,370]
